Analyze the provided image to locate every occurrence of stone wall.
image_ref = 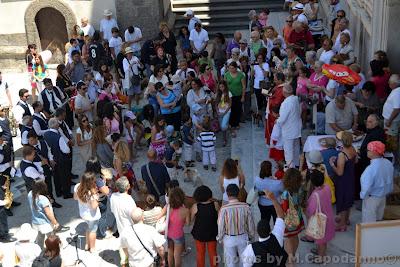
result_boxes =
[0,33,27,72]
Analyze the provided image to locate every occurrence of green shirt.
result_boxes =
[224,71,245,96]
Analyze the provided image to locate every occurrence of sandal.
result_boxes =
[301,236,314,243]
[181,246,192,257]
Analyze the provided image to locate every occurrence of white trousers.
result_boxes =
[362,196,386,223]
[223,234,248,267]
[283,138,300,168]
[202,150,216,166]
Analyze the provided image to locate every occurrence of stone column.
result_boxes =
[386,0,400,72]
[370,0,389,58]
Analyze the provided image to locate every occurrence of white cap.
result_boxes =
[125,111,136,120]
[184,9,194,17]
[293,3,304,10]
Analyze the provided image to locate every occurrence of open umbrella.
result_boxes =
[322,64,361,85]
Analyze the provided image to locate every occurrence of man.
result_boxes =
[99,9,118,41]
[120,208,166,267]
[241,190,288,267]
[333,17,351,53]
[13,88,33,130]
[217,184,255,267]
[277,84,302,168]
[110,176,136,234]
[31,101,49,139]
[141,39,158,78]
[189,22,209,55]
[88,31,106,72]
[55,108,74,182]
[184,9,201,32]
[141,149,170,203]
[174,59,195,82]
[0,106,13,147]
[124,25,143,58]
[291,3,308,25]
[38,78,66,118]
[325,95,358,135]
[0,150,15,242]
[43,118,72,199]
[238,39,254,62]
[382,74,400,163]
[360,141,394,223]
[359,114,385,168]
[287,21,315,58]
[226,31,242,58]
[0,71,12,109]
[80,17,95,38]
[20,115,33,145]
[66,50,86,83]
[27,130,61,208]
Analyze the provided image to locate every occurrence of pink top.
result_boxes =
[296,77,309,97]
[104,117,120,135]
[167,207,185,239]
[309,72,329,101]
[99,91,119,102]
[200,73,216,92]
[306,185,335,244]
[371,72,390,100]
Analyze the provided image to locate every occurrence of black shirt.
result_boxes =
[140,161,170,200]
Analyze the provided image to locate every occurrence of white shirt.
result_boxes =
[325,79,339,102]
[99,18,118,41]
[189,28,209,53]
[333,29,351,53]
[294,13,308,25]
[13,101,34,125]
[32,140,54,164]
[109,36,123,57]
[21,126,33,145]
[174,68,196,81]
[124,28,143,52]
[253,63,270,89]
[76,127,92,142]
[360,157,394,199]
[149,74,169,87]
[277,95,302,139]
[20,159,45,181]
[74,183,101,221]
[241,218,285,267]
[49,129,71,154]
[188,17,202,32]
[0,80,10,106]
[15,241,42,267]
[81,24,95,37]
[123,56,141,89]
[75,93,93,122]
[57,120,73,143]
[110,192,136,233]
[319,49,335,64]
[382,87,400,121]
[32,112,49,137]
[120,223,166,267]
[38,88,63,114]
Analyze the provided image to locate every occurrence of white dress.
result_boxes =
[72,127,93,177]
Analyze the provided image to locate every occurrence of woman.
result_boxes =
[143,194,163,227]
[32,54,49,95]
[44,235,63,267]
[353,81,380,130]
[74,172,101,253]
[280,45,302,76]
[306,170,335,262]
[26,44,38,93]
[73,115,93,177]
[210,33,227,79]
[191,185,219,267]
[215,81,232,146]
[92,122,114,168]
[178,26,190,55]
[369,59,390,101]
[281,168,304,262]
[151,46,171,74]
[329,131,357,231]
[150,115,167,161]
[56,64,75,128]
[219,158,245,203]
[254,161,283,222]
[94,62,110,89]
[199,63,216,93]
[81,35,91,64]
[147,64,169,114]
[103,102,120,135]
[308,61,329,103]
[75,81,94,122]
[304,0,319,20]
[317,37,335,65]
[239,56,252,121]
[156,82,181,131]
[264,26,286,52]
[27,181,66,248]
[167,187,190,267]
[265,72,285,144]
[186,78,211,117]
[99,82,119,103]
[113,140,136,190]
[159,22,178,73]
[338,32,355,66]
[224,61,246,133]
[252,53,270,116]
[282,15,294,44]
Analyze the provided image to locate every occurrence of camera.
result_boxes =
[258,191,266,196]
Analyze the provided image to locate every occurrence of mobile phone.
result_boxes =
[258,191,266,196]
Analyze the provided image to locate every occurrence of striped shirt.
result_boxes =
[217,200,255,242]
[197,131,216,152]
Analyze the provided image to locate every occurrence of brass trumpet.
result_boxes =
[3,174,13,209]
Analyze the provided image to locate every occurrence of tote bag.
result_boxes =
[284,192,300,231]
[305,192,327,240]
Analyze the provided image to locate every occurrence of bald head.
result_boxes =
[81,17,89,26]
[147,149,157,161]
[234,31,242,42]
[131,208,144,224]
[389,74,400,89]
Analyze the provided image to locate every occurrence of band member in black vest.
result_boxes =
[0,105,13,150]
[241,190,288,267]
[19,145,45,193]
[27,130,62,208]
[43,118,73,199]
[39,78,66,119]
[12,88,33,131]
[0,173,15,243]
[32,101,49,139]
[20,115,33,146]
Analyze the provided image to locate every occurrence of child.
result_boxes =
[84,72,99,103]
[109,27,123,60]
[165,140,183,178]
[166,125,180,145]
[191,104,205,162]
[181,115,195,167]
[269,106,284,164]
[68,38,81,64]
[197,119,217,171]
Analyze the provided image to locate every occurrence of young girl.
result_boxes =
[150,115,167,162]
[269,106,284,163]
[296,66,310,126]
[178,26,190,55]
[215,81,232,146]
[99,82,119,102]
[32,54,49,96]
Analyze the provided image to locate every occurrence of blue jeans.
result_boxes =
[97,198,117,238]
[219,111,231,131]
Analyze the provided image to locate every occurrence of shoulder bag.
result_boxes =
[130,61,141,86]
[284,192,300,231]
[132,225,161,267]
[305,192,327,240]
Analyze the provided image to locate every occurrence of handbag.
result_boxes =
[238,186,248,203]
[130,64,141,86]
[284,192,300,231]
[305,192,327,240]
[246,185,259,205]
[132,225,161,267]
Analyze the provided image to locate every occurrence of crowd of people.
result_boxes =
[0,0,398,266]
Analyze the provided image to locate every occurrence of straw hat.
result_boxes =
[124,47,134,55]
[306,150,323,165]
[103,9,113,16]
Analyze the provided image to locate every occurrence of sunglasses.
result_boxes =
[286,20,293,22]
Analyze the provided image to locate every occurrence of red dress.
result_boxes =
[265,85,285,144]
[370,72,390,100]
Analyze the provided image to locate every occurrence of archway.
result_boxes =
[25,0,77,53]
[35,7,68,53]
